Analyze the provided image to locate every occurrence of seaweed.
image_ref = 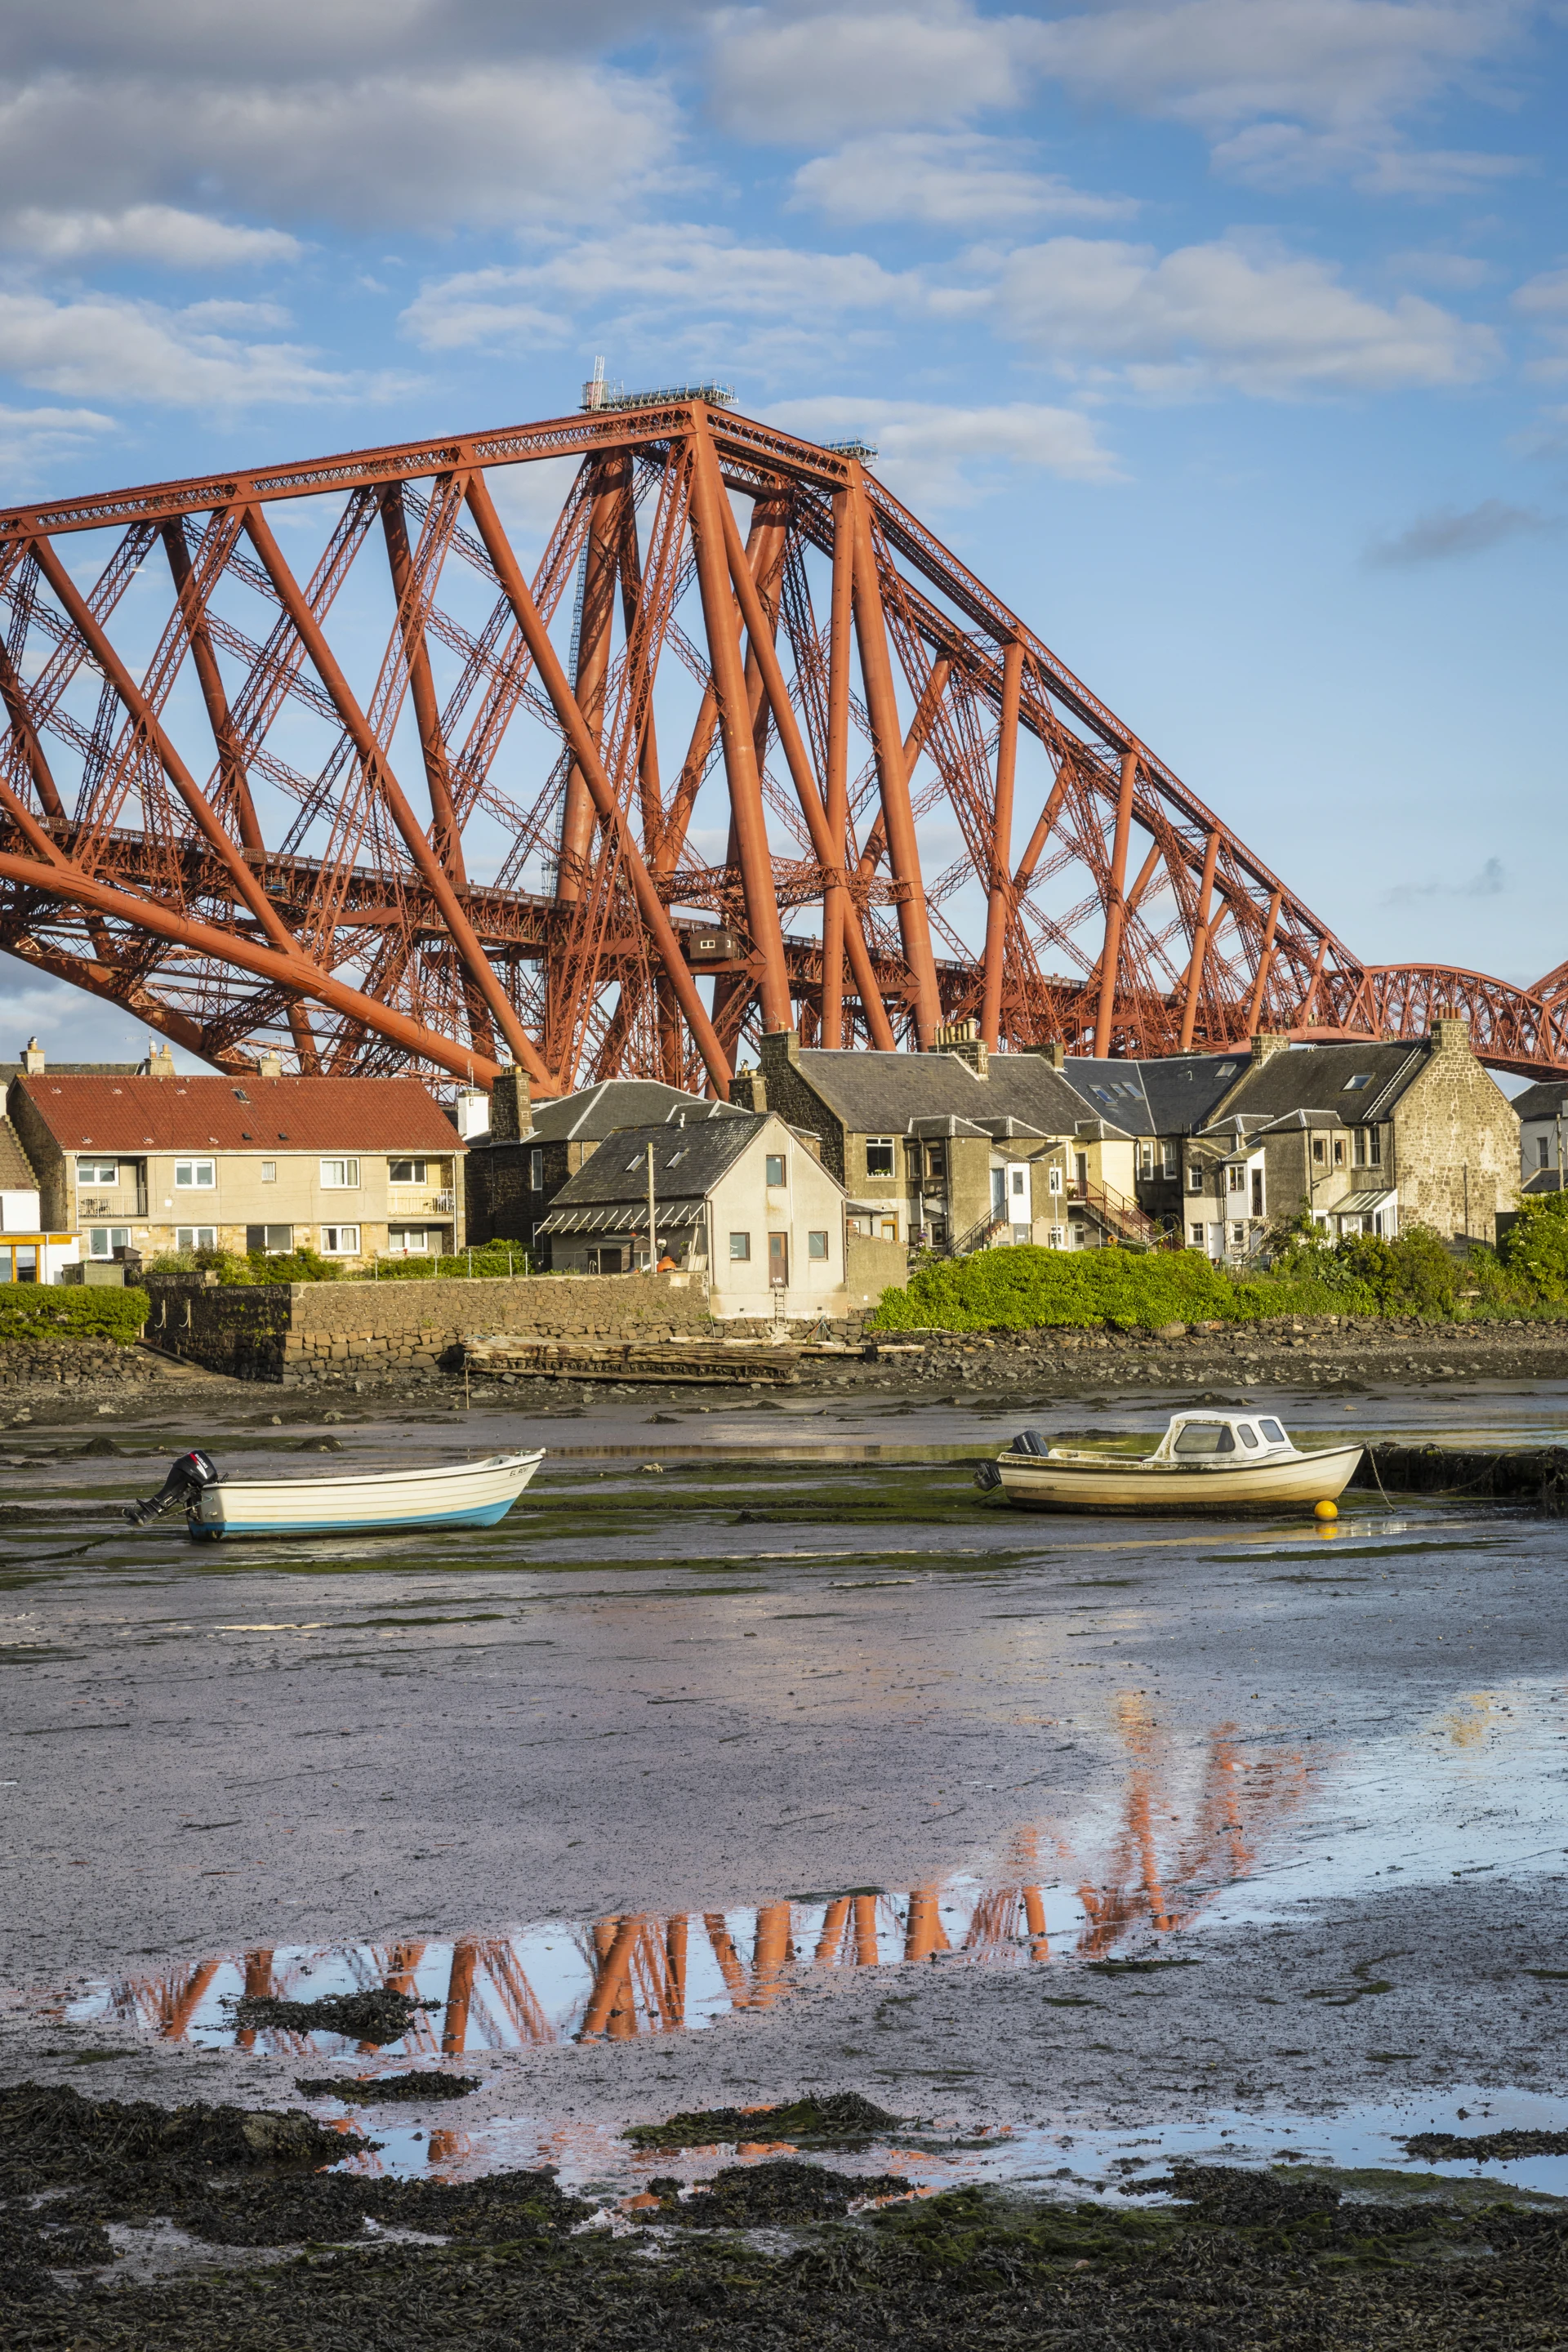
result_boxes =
[226,1988,437,2045]
[294,2073,478,2104]
[623,2092,902,2149]
[1403,2127,1568,2163]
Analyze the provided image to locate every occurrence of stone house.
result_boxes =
[729,1022,1143,1253]
[7,1056,465,1267]
[1180,1022,1519,1260]
[463,1073,711,1258]
[1510,1078,1568,1194]
[534,1106,854,1318]
[1060,1051,1248,1236]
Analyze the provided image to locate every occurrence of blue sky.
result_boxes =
[0,0,1563,1066]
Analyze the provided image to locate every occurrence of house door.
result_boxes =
[1074,1152,1088,1195]
[1206,1222,1226,1260]
[768,1232,789,1288]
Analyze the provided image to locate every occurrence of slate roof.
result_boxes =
[536,1112,768,1230]
[505,1079,734,1147]
[786,1048,1129,1139]
[1200,1042,1428,1131]
[1512,1080,1568,1122]
[15,1074,463,1155]
[0,1116,39,1191]
[1063,1053,1244,1136]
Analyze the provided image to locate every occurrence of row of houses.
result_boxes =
[0,1015,1538,1315]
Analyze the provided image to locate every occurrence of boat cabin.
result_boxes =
[1149,1413,1296,1460]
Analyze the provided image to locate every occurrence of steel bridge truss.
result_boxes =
[0,399,1560,1089]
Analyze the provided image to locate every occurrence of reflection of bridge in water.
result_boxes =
[84,1708,1312,2056]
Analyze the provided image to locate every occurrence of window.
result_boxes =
[174,1158,215,1189]
[1161,1142,1178,1178]
[321,1224,360,1255]
[728,1232,751,1260]
[390,1158,427,1185]
[1353,1129,1367,1167]
[1187,1165,1203,1192]
[1230,1221,1246,1247]
[1237,1423,1260,1450]
[1216,1062,1237,1078]
[1342,1073,1372,1092]
[1174,1422,1235,1456]
[176,1225,216,1250]
[1259,1419,1287,1446]
[1189,1221,1205,1246]
[1049,1224,1066,1249]
[878,1216,898,1242]
[1312,1136,1326,1165]
[865,1137,895,1177]
[765,1153,786,1187]
[76,1159,118,1186]
[246,1224,293,1255]
[1368,1126,1381,1165]
[1333,1138,1346,1166]
[528,1147,544,1189]
[1009,1166,1028,1200]
[388,1227,434,1256]
[1048,1164,1062,1195]
[261,1159,276,1183]
[319,1158,359,1188]
[808,1229,829,1260]
[89,1227,130,1258]
[1139,1142,1154,1177]
[925,1141,946,1181]
[1541,1137,1552,1170]
[1089,1085,1110,1102]
[1227,1165,1245,1193]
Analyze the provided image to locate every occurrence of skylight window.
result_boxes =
[1217,1062,1236,1077]
[1343,1074,1372,1092]
[1089,1085,1110,1102]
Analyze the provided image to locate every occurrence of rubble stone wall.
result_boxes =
[145,1270,715,1383]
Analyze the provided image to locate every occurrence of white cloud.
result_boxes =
[790,131,1134,229]
[708,2,1040,140]
[766,393,1121,498]
[1213,118,1527,192]
[1515,265,1568,380]
[0,64,676,234]
[0,290,372,407]
[402,225,933,356]
[1028,0,1526,135]
[0,205,301,267]
[0,400,116,476]
[996,235,1497,396]
[1384,247,1496,287]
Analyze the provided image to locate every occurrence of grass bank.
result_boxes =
[0,1286,149,1349]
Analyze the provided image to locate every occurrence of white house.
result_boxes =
[534,1106,853,1319]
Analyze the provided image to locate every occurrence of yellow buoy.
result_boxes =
[1314,1499,1339,1522]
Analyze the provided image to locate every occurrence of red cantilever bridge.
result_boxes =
[0,392,1560,1090]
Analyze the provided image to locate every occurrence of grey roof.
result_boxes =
[479,1079,732,1149]
[1063,1053,1244,1136]
[1200,1042,1428,1130]
[1512,1080,1568,1121]
[787,1047,1129,1140]
[541,1111,766,1215]
[0,1116,38,1191]
[1523,1167,1566,1195]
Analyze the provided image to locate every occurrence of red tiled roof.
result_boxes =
[16,1074,464,1155]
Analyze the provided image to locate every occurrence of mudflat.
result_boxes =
[3,1374,1567,2344]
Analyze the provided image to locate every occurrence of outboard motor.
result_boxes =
[124,1449,220,1526]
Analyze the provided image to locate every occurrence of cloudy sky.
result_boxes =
[0,0,1563,1061]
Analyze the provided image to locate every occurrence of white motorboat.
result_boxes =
[126,1446,546,1539]
[982,1411,1361,1514]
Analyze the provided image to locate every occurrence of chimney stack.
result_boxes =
[1250,1031,1290,1065]
[20,1036,43,1075]
[489,1067,533,1142]
[257,1051,283,1078]
[144,1040,176,1079]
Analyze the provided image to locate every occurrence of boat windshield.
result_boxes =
[1173,1422,1235,1455]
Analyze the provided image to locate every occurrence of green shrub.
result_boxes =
[1499,1194,1568,1304]
[0,1285,149,1348]
[871,1244,1237,1332]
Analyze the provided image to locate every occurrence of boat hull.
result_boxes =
[189,1449,544,1540]
[995,1443,1362,1513]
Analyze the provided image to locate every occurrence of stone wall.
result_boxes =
[1392,1021,1520,1245]
[145,1269,715,1383]
[844,1229,910,1310]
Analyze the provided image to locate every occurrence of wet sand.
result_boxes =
[3,1374,1567,2212]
